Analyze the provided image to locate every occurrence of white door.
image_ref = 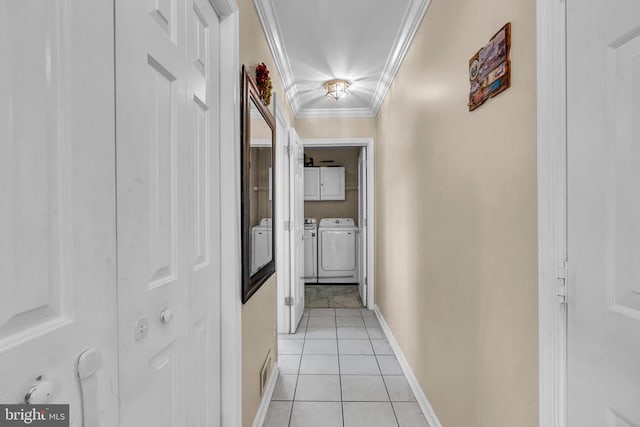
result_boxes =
[358,149,368,306]
[304,168,321,201]
[567,0,640,425]
[116,0,222,425]
[0,0,118,424]
[320,167,346,200]
[274,97,291,334]
[289,129,305,332]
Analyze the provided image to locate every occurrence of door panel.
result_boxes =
[0,0,118,424]
[116,0,221,424]
[567,0,640,425]
[290,129,305,332]
[320,167,345,200]
[186,1,221,425]
[304,168,320,200]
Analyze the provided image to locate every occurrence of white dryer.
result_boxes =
[318,218,358,283]
[251,218,272,274]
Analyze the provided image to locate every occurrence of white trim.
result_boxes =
[209,0,238,18]
[295,108,376,119]
[219,8,242,427]
[302,138,372,148]
[252,0,301,114]
[301,138,375,309]
[253,0,430,118]
[537,0,567,427]
[369,0,431,116]
[252,366,279,427]
[374,305,442,427]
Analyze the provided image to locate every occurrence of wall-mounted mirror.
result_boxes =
[241,66,276,303]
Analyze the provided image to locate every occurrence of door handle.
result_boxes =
[160,309,174,324]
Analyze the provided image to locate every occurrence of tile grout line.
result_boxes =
[287,312,309,427]
[335,309,344,427]
[369,312,402,427]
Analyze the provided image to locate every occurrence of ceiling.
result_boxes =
[254,0,430,118]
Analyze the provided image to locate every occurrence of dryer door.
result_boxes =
[320,230,357,271]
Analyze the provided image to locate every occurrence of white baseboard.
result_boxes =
[252,365,279,427]
[374,305,442,427]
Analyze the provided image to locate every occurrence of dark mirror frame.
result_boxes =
[241,65,276,304]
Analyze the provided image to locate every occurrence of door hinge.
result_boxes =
[557,259,568,305]
[285,297,294,306]
[285,145,293,156]
[364,277,368,285]
[284,221,292,231]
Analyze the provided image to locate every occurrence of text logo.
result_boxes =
[0,405,68,426]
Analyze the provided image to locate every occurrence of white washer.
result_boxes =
[318,218,358,283]
[303,218,318,282]
[251,218,272,274]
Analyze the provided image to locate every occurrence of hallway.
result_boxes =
[263,308,428,426]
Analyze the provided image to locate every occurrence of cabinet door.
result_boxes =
[304,168,321,200]
[320,167,345,200]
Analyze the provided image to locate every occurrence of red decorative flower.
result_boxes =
[255,63,272,106]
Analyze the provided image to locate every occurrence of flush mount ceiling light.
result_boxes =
[324,79,350,100]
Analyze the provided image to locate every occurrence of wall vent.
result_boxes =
[259,350,272,396]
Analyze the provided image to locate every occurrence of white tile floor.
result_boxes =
[264,308,429,427]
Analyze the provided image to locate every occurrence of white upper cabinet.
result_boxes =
[320,167,345,200]
[304,167,345,201]
[304,167,321,200]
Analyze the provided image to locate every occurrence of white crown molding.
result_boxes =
[296,107,376,119]
[254,0,430,119]
[253,0,301,115]
[369,0,431,116]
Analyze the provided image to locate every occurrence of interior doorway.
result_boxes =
[279,138,375,334]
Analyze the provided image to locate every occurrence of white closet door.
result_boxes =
[115,0,222,425]
[567,0,640,424]
[0,1,118,424]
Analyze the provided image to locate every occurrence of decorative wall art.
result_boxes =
[468,23,511,111]
[255,62,273,107]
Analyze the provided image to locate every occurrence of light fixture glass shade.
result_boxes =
[324,79,350,100]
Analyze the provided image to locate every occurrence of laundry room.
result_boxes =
[303,146,366,309]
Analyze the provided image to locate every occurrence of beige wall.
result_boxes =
[375,0,538,426]
[295,117,376,140]
[239,0,293,425]
[241,275,277,427]
[304,148,360,224]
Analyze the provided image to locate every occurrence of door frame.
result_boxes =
[537,0,568,426]
[216,1,242,426]
[301,138,376,310]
